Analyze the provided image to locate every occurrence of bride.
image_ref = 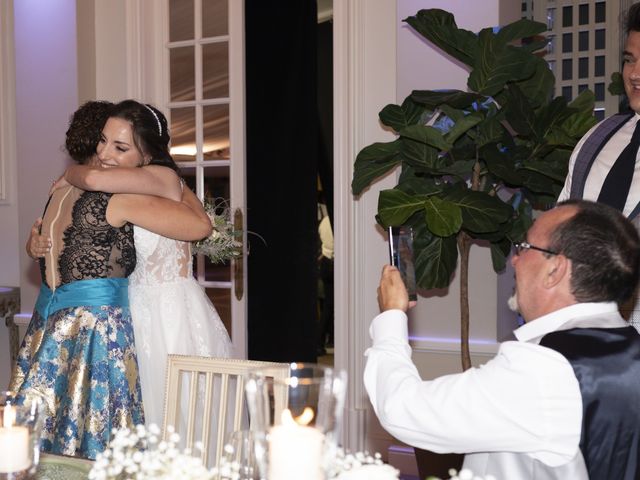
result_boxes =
[49,99,233,427]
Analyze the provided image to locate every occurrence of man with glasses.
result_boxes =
[365,200,640,479]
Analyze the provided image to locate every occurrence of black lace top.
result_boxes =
[39,188,136,289]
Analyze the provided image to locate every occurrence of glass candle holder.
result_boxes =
[0,391,45,480]
[245,363,347,480]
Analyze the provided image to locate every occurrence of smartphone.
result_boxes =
[388,226,417,301]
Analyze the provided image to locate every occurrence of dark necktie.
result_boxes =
[597,120,640,211]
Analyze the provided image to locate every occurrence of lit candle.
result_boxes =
[268,408,325,480]
[0,404,31,473]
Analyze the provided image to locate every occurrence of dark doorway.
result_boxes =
[246,1,333,363]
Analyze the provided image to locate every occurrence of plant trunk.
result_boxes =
[457,231,472,371]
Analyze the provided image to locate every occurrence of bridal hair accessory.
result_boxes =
[144,104,162,136]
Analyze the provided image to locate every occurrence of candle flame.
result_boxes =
[3,404,15,428]
[280,407,315,426]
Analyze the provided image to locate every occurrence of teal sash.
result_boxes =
[35,277,129,319]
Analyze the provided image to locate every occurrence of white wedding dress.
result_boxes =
[129,226,233,427]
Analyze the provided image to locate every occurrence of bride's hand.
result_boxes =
[26,218,51,259]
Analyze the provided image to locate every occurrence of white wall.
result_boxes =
[0,0,79,388]
[0,0,19,390]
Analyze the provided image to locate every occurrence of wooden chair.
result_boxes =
[162,355,290,467]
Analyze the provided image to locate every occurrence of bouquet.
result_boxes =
[192,198,242,264]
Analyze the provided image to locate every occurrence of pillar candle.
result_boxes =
[0,405,30,474]
[268,410,325,480]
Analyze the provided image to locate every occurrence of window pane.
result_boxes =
[170,107,196,162]
[594,109,605,122]
[594,55,605,77]
[203,42,230,99]
[562,86,572,101]
[579,57,588,79]
[578,4,588,25]
[547,35,555,54]
[203,165,230,200]
[202,0,228,37]
[578,31,588,51]
[170,0,194,42]
[170,47,196,101]
[547,8,555,30]
[578,84,588,94]
[204,288,231,339]
[548,60,556,75]
[562,5,573,27]
[562,58,572,80]
[595,2,605,23]
[203,105,230,160]
[562,33,572,53]
[595,29,605,49]
[594,83,605,101]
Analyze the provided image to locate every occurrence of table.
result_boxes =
[35,453,92,480]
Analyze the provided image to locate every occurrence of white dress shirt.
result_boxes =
[364,302,627,479]
[558,114,640,330]
[557,113,640,216]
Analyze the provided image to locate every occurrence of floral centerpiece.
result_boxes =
[192,198,242,264]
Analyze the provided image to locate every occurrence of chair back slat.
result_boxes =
[162,355,289,467]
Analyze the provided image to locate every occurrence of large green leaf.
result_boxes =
[523,149,570,182]
[468,29,536,96]
[504,84,536,137]
[561,112,597,139]
[436,159,476,178]
[401,138,441,170]
[400,125,452,151]
[481,145,524,186]
[489,239,512,272]
[378,189,426,226]
[413,227,458,289]
[444,112,484,144]
[397,172,443,196]
[443,188,513,233]
[404,9,478,67]
[411,90,481,109]
[352,140,402,195]
[568,89,595,114]
[518,169,557,194]
[513,56,555,108]
[379,97,426,132]
[533,97,576,140]
[495,18,547,44]
[424,196,462,236]
[476,115,509,147]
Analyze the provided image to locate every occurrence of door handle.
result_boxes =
[233,208,244,300]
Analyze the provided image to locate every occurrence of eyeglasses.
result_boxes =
[512,242,558,256]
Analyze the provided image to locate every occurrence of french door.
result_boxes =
[163,0,247,358]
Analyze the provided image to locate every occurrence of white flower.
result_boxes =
[335,464,400,480]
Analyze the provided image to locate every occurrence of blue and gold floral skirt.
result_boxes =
[9,278,144,459]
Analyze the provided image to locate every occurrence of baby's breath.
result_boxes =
[88,424,215,480]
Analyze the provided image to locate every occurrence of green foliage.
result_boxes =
[351,8,597,290]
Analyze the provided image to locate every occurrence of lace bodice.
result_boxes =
[39,188,135,289]
[129,226,192,286]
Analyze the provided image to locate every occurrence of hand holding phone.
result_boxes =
[388,226,417,301]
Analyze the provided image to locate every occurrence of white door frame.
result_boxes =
[333,0,398,451]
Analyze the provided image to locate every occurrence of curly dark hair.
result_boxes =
[65,101,114,163]
[109,100,178,172]
[550,200,640,305]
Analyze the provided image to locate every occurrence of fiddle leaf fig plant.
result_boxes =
[352,9,597,370]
